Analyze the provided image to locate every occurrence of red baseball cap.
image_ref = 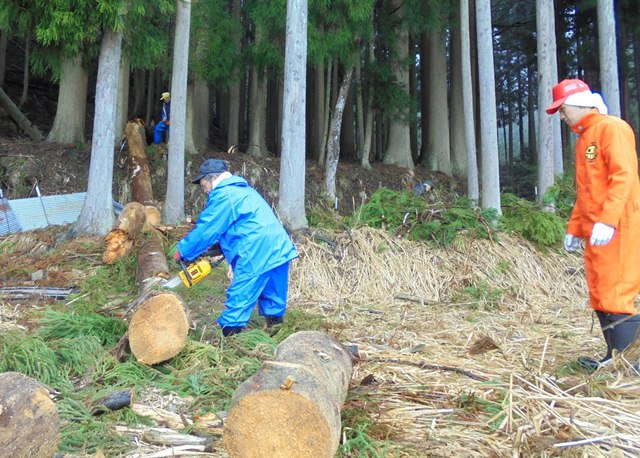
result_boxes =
[546,79,591,114]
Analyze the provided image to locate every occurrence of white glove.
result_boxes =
[564,234,582,252]
[590,222,615,246]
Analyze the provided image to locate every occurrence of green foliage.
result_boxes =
[500,193,566,247]
[457,280,504,310]
[307,205,350,231]
[80,254,138,303]
[308,0,375,65]
[338,396,398,457]
[39,308,128,347]
[349,188,496,247]
[190,0,240,87]
[0,332,64,385]
[542,172,577,220]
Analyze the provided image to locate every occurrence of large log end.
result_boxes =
[0,372,61,458]
[128,292,189,364]
[224,390,334,458]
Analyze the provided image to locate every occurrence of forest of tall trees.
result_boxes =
[0,0,638,233]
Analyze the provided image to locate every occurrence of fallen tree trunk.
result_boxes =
[0,372,60,457]
[224,331,354,458]
[103,201,146,264]
[128,290,190,365]
[0,87,44,141]
[125,119,154,206]
[108,122,189,365]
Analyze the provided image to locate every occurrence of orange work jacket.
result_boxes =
[567,109,640,314]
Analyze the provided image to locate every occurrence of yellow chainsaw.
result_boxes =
[164,245,224,289]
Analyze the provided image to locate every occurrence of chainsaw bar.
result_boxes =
[162,276,184,289]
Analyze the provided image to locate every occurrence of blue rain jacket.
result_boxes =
[177,176,298,282]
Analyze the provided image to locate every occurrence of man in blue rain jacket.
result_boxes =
[175,158,298,336]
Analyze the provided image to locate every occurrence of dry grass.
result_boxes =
[288,227,640,457]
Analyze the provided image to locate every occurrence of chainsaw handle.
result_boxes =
[178,258,193,286]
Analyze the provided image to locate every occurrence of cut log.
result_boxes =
[135,230,172,288]
[128,290,189,365]
[0,372,60,457]
[223,331,353,458]
[103,201,147,264]
[125,120,154,206]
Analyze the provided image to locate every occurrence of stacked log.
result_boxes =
[223,331,354,458]
[111,120,189,365]
[0,372,60,457]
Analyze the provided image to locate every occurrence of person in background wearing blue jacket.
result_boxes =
[154,92,171,144]
[174,158,299,336]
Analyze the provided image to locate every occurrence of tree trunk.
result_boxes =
[128,290,189,365]
[0,372,60,458]
[164,0,191,225]
[47,55,88,144]
[0,87,44,141]
[361,41,374,170]
[247,67,268,158]
[536,0,558,206]
[383,0,413,169]
[74,31,122,236]
[224,331,353,458]
[325,67,354,204]
[0,29,6,87]
[125,120,154,205]
[132,69,146,117]
[597,0,620,117]
[19,34,30,108]
[318,59,333,166]
[103,202,146,264]
[115,56,130,143]
[193,74,210,151]
[227,0,242,148]
[476,0,501,215]
[278,0,309,231]
[450,19,467,177]
[460,0,479,204]
[425,28,452,175]
[313,63,325,161]
[185,82,198,155]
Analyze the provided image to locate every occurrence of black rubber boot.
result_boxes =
[264,315,284,327]
[578,312,640,370]
[596,310,613,360]
[608,313,640,354]
[577,311,614,370]
[222,326,244,337]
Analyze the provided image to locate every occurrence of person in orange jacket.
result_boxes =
[547,78,640,370]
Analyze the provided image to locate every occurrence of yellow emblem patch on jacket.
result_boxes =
[585,143,597,161]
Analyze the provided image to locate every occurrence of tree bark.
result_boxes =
[125,120,154,206]
[224,331,353,458]
[0,87,44,141]
[46,55,88,144]
[74,30,122,236]
[382,0,413,169]
[476,0,501,215]
[460,0,479,204]
[278,0,309,231]
[0,372,60,458]
[164,0,191,225]
[325,67,354,203]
